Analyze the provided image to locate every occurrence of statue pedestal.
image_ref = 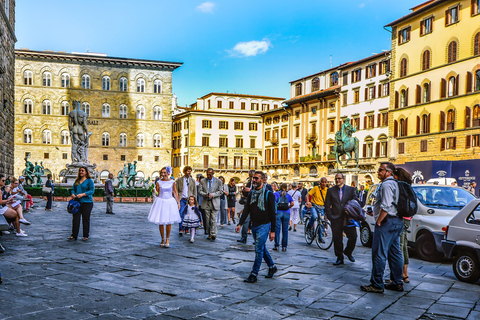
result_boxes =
[63,162,99,184]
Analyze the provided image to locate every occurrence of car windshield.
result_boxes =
[413,186,476,209]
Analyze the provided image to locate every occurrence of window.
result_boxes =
[448,41,457,63]
[422,50,431,70]
[383,82,390,97]
[250,138,256,149]
[281,127,288,138]
[61,73,70,88]
[234,122,244,130]
[102,132,110,146]
[82,102,90,116]
[251,103,259,111]
[265,130,271,141]
[249,122,258,131]
[234,156,243,169]
[43,72,51,86]
[420,17,433,35]
[398,27,411,44]
[138,155,143,162]
[136,106,145,119]
[42,130,51,144]
[24,99,33,114]
[379,60,390,75]
[352,69,361,82]
[398,142,405,154]
[381,113,388,126]
[23,129,32,143]
[23,71,33,85]
[185,137,188,146]
[202,136,209,146]
[102,76,111,90]
[119,77,128,91]
[60,131,69,145]
[354,90,360,103]
[102,155,108,161]
[474,32,480,56]
[473,0,480,16]
[295,83,302,96]
[476,70,480,91]
[473,134,480,147]
[446,5,459,25]
[330,72,339,86]
[367,115,374,128]
[354,117,360,129]
[312,77,320,91]
[219,156,228,169]
[448,76,456,97]
[119,133,127,147]
[329,119,335,133]
[119,105,127,119]
[219,121,228,129]
[102,103,110,117]
[43,100,51,115]
[423,83,431,103]
[447,109,455,130]
[44,153,49,159]
[444,137,457,150]
[399,118,408,137]
[184,121,189,129]
[342,72,348,85]
[249,157,258,169]
[63,153,68,159]
[400,89,407,108]
[366,65,376,79]
[400,58,407,77]
[368,86,376,100]
[153,106,162,120]
[218,100,223,109]
[219,137,228,147]
[202,120,212,128]
[136,134,145,147]
[153,80,161,94]
[153,134,162,148]
[121,155,126,161]
[228,101,234,109]
[81,74,90,89]
[421,114,430,134]
[137,79,145,92]
[235,138,244,148]
[241,102,246,110]
[421,140,428,152]
[343,93,347,106]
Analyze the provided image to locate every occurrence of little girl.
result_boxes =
[181,196,202,243]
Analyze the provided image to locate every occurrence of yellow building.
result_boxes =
[385,0,480,164]
[14,49,182,182]
[172,93,284,182]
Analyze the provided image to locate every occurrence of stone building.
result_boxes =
[172,93,284,182]
[14,49,182,182]
[0,0,16,176]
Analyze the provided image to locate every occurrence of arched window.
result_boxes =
[295,83,302,96]
[476,70,480,92]
[82,102,90,116]
[23,70,33,85]
[473,105,480,127]
[400,89,406,108]
[421,114,430,134]
[399,119,407,137]
[81,74,90,89]
[42,130,51,144]
[447,109,455,130]
[61,101,69,115]
[311,78,320,92]
[330,72,339,87]
[102,103,110,117]
[153,134,162,148]
[43,72,51,86]
[475,32,480,56]
[24,99,33,113]
[136,105,145,119]
[60,130,69,145]
[137,78,145,93]
[102,132,110,146]
[119,77,128,91]
[43,100,51,115]
[102,76,110,90]
[119,133,127,147]
[23,129,32,143]
[154,80,161,94]
[400,58,407,77]
[61,73,70,88]
[119,104,127,119]
[448,76,456,97]
[136,134,145,147]
[422,50,430,70]
[448,41,457,63]
[423,83,430,103]
[153,106,162,120]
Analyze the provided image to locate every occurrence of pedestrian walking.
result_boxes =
[236,171,277,283]
[324,173,359,265]
[181,196,202,243]
[148,167,181,247]
[273,183,293,251]
[361,162,404,293]
[218,176,228,227]
[305,178,328,232]
[237,170,255,244]
[288,183,301,232]
[196,175,207,233]
[227,178,237,225]
[198,168,223,241]
[176,166,197,236]
[45,174,54,211]
[104,173,115,215]
[68,167,95,241]
[298,182,308,223]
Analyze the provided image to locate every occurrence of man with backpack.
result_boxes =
[273,183,294,252]
[361,162,404,293]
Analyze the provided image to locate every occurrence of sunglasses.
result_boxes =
[252,177,261,180]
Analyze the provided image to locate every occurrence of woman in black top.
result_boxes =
[227,178,237,225]
[45,174,54,211]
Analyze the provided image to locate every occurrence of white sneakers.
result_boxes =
[16,231,28,237]
[19,219,31,225]
[189,238,194,243]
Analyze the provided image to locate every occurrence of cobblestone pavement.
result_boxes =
[1,201,479,320]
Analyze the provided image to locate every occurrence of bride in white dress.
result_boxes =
[148,167,181,247]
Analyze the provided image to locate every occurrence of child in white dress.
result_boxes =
[181,196,202,243]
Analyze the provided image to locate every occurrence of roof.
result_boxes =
[15,49,183,70]
[197,92,285,101]
[384,0,451,27]
[284,86,340,106]
[338,51,391,70]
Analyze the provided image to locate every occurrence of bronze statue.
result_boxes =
[334,118,359,169]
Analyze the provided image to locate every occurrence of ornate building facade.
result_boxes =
[14,49,182,181]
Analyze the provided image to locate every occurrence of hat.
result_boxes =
[19,176,25,180]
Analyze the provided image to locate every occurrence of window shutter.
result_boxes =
[365,88,368,101]
[405,88,409,107]
[416,116,421,134]
[395,91,399,109]
[398,30,402,44]
[372,115,375,128]
[386,112,389,124]
[427,82,431,102]
[453,110,456,130]
[440,111,446,131]
[394,120,398,138]
[441,78,447,98]
[377,113,381,126]
[406,27,411,41]
[441,138,446,151]
[472,0,475,16]
[373,86,376,99]
[453,137,457,149]
[455,75,459,96]
[466,107,471,128]
[364,116,367,129]
[387,83,390,95]
[466,72,473,93]
[363,144,367,158]
[378,84,382,97]
[405,117,408,136]
[416,85,421,104]
[445,10,449,26]
[376,142,380,157]
[427,114,431,133]
[466,135,471,148]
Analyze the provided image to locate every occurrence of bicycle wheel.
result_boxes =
[316,220,333,250]
[304,216,315,245]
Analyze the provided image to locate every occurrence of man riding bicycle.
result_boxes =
[305,177,328,232]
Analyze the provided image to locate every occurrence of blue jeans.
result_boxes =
[370,216,404,289]
[275,211,290,248]
[179,198,188,232]
[218,198,227,225]
[308,205,324,228]
[251,223,275,276]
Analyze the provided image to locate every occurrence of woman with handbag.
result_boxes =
[45,174,54,211]
[68,167,95,241]
[226,178,237,225]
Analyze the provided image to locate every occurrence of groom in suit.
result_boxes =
[198,168,224,241]
[325,173,359,265]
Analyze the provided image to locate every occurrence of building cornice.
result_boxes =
[0,7,16,42]
[384,0,451,27]
[284,86,340,106]
[173,109,263,120]
[197,92,285,101]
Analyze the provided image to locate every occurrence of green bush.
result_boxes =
[93,188,105,197]
[117,188,151,198]
[24,187,42,196]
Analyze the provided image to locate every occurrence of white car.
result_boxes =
[360,184,476,262]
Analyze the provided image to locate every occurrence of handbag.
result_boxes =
[42,186,52,194]
[67,199,81,214]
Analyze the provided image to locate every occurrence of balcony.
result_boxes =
[270,137,279,145]
[306,134,317,145]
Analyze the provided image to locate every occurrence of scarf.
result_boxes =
[250,185,266,211]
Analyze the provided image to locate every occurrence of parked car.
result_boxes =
[360,184,476,262]
[442,199,480,283]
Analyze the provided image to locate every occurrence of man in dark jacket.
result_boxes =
[104,173,115,215]
[325,173,359,265]
[358,184,367,207]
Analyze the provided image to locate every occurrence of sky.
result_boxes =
[16,0,421,107]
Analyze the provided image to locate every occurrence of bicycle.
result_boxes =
[304,212,333,250]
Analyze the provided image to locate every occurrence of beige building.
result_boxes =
[172,93,284,182]
[14,49,182,182]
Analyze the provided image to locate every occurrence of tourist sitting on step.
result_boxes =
[0,174,29,237]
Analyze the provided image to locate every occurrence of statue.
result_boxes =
[126,161,137,188]
[68,100,92,163]
[33,162,43,187]
[334,118,359,169]
[39,162,45,175]
[23,157,35,186]
[117,170,126,189]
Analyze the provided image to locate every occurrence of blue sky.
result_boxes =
[16,0,420,107]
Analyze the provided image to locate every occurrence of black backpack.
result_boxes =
[277,194,290,211]
[395,180,418,218]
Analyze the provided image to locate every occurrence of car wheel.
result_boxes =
[416,232,444,262]
[453,250,480,283]
[360,223,372,247]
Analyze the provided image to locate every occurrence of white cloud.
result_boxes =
[358,3,365,8]
[196,2,215,13]
[229,40,271,57]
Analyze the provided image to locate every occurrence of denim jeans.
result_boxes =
[218,198,227,225]
[275,210,290,248]
[179,198,188,232]
[370,216,404,289]
[308,205,324,228]
[251,223,275,276]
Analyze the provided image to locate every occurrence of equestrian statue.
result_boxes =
[333,118,359,169]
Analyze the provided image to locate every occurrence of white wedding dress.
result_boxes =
[148,180,181,225]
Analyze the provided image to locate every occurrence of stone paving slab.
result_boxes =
[0,202,479,319]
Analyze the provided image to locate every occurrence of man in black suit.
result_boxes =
[358,185,367,208]
[325,173,359,265]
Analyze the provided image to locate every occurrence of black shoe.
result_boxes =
[333,259,344,266]
[288,226,292,231]
[272,246,279,251]
[361,284,384,293]
[282,247,287,252]
[294,229,297,232]
[106,212,115,215]
[265,266,278,278]
[237,239,246,244]
[385,283,404,292]
[345,254,355,262]
[244,274,257,283]
[211,236,216,241]
[179,232,183,237]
